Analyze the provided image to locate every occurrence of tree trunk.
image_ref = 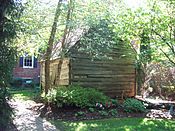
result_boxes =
[56,0,73,85]
[44,1,62,95]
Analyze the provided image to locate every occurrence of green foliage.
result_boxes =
[110,0,175,65]
[98,110,109,116]
[88,107,95,113]
[0,0,22,86]
[109,109,118,116]
[0,89,12,129]
[45,85,109,108]
[78,20,118,60]
[0,0,22,129]
[123,98,146,113]
[75,111,85,117]
[18,0,111,56]
[111,99,119,106]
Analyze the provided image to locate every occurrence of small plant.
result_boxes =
[109,109,118,116]
[89,107,95,113]
[75,111,85,117]
[123,98,146,113]
[99,110,109,116]
[105,101,113,108]
[111,99,118,106]
[102,99,119,108]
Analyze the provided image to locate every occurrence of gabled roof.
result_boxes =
[51,28,87,60]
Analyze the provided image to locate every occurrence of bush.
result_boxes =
[111,99,118,106]
[45,85,109,108]
[104,99,119,108]
[89,107,95,113]
[75,111,85,117]
[98,110,109,116]
[109,109,118,116]
[0,89,12,129]
[123,98,146,113]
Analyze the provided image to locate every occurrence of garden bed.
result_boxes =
[39,105,146,121]
[38,103,175,122]
[36,86,175,121]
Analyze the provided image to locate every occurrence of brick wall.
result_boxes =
[13,62,40,82]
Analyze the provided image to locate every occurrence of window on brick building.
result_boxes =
[19,55,37,68]
[23,56,33,68]
[23,56,34,68]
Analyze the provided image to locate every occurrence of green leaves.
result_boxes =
[0,0,21,129]
[123,98,146,113]
[45,85,109,108]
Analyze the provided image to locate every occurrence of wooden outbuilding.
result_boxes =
[40,26,137,98]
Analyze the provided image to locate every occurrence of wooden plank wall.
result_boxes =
[40,58,70,88]
[69,46,136,98]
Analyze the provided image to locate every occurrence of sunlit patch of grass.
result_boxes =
[9,89,36,100]
[51,118,175,131]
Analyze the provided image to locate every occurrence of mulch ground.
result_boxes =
[36,104,175,122]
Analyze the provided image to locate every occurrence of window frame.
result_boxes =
[23,56,34,68]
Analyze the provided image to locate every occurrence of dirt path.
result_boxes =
[9,99,58,131]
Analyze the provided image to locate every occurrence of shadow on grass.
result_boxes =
[51,118,175,131]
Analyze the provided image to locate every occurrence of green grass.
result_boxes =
[51,118,175,131]
[9,88,36,100]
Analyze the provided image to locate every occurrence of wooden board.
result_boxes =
[69,48,136,98]
[40,58,70,87]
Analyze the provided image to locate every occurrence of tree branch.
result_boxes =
[159,48,175,65]
[61,0,73,50]
[153,30,175,55]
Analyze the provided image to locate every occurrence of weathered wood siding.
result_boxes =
[69,45,136,97]
[40,58,70,88]
[40,43,136,98]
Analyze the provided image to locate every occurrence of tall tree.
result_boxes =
[0,0,22,129]
[44,0,74,94]
[44,0,62,94]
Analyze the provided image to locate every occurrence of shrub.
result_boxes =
[98,110,109,116]
[104,99,118,108]
[89,107,95,113]
[0,89,12,129]
[111,99,118,106]
[123,98,146,113]
[45,85,109,108]
[75,111,85,117]
[109,109,118,116]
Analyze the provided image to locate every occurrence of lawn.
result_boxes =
[9,88,37,100]
[52,118,175,131]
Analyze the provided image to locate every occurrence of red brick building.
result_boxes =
[13,56,40,84]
